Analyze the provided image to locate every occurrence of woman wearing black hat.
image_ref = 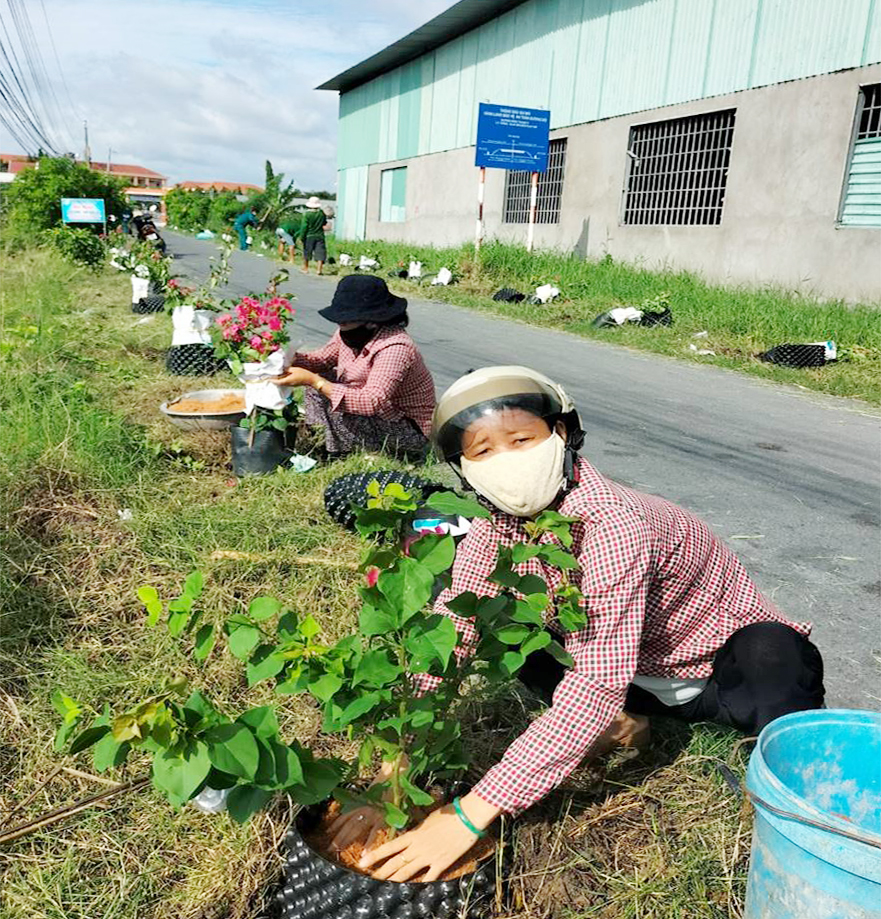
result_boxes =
[274,275,435,459]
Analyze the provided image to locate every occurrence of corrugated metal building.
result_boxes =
[320,0,881,300]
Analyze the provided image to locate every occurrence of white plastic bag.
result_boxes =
[358,255,378,271]
[534,284,560,304]
[236,347,294,415]
[408,261,422,279]
[608,307,643,325]
[339,253,352,266]
[171,306,214,346]
[431,267,453,286]
[191,786,230,814]
[131,275,150,303]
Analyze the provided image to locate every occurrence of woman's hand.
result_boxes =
[358,793,500,883]
[327,804,387,853]
[274,367,318,388]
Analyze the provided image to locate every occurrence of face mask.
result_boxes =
[339,325,376,350]
[460,432,566,518]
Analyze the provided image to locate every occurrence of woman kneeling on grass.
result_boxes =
[274,275,435,460]
[333,365,826,880]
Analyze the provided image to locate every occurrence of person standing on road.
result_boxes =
[273,275,435,460]
[298,196,329,275]
[233,207,257,251]
[334,365,825,881]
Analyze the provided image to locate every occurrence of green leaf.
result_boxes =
[425,491,491,519]
[500,651,525,677]
[400,773,434,806]
[496,624,531,645]
[93,734,130,773]
[270,740,304,788]
[277,611,299,641]
[532,510,578,547]
[337,692,381,728]
[167,604,189,637]
[511,544,544,563]
[183,691,216,720]
[227,786,271,823]
[354,649,402,688]
[111,713,142,743]
[474,595,509,623]
[408,534,456,575]
[404,615,458,672]
[184,571,204,598]
[366,479,381,497]
[488,561,521,588]
[546,640,574,668]
[378,557,434,621]
[205,724,260,780]
[69,725,111,755]
[535,545,579,569]
[53,718,78,753]
[299,614,320,639]
[517,574,548,595]
[558,605,587,632]
[236,706,279,739]
[291,759,343,805]
[510,600,544,627]
[525,593,549,613]
[227,621,261,660]
[359,602,398,636]
[249,596,280,621]
[383,801,408,830]
[246,644,286,686]
[445,591,479,616]
[193,624,215,663]
[520,630,552,656]
[151,742,211,807]
[137,586,163,626]
[308,672,343,703]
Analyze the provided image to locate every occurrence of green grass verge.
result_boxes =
[0,248,751,919]
[319,238,881,405]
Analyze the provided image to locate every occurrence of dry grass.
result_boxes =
[0,249,750,919]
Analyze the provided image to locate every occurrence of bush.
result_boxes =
[1,157,127,248]
[46,226,107,270]
[165,186,211,231]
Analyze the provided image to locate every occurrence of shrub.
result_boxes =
[46,226,107,270]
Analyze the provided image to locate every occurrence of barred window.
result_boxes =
[503,138,567,224]
[839,83,881,227]
[622,110,735,226]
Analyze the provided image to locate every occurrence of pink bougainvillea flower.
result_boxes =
[364,567,380,588]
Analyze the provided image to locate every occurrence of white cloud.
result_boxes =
[10,0,455,189]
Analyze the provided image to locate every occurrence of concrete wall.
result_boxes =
[360,65,881,302]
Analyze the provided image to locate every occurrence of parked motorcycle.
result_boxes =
[131,214,167,254]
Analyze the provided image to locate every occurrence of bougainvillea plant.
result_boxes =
[55,483,585,832]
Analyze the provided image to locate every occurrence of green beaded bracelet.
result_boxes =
[453,796,487,838]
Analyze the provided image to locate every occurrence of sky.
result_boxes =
[1,0,456,190]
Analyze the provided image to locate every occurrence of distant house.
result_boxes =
[177,181,264,195]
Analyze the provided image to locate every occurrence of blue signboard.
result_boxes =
[61,197,106,223]
[475,103,550,172]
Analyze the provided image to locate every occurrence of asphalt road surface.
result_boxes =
[166,231,881,711]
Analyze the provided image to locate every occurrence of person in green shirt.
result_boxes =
[233,208,257,250]
[299,196,329,275]
[275,217,299,263]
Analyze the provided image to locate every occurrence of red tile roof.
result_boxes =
[177,181,263,192]
[0,154,165,180]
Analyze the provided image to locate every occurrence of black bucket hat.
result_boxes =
[318,275,407,324]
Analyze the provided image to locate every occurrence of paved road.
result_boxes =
[167,231,881,711]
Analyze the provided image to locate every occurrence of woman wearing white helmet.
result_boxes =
[351,366,824,882]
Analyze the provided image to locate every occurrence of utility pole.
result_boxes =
[82,120,91,164]
[107,148,112,174]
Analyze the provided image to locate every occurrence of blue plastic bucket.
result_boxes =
[745,709,881,919]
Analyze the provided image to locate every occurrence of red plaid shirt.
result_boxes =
[426,458,810,814]
[292,326,435,435]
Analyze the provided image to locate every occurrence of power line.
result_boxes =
[38,0,81,126]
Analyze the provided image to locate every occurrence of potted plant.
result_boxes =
[131,245,173,314]
[56,481,586,916]
[211,277,298,476]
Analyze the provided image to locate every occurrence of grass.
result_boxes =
[1,247,751,919]
[318,237,881,405]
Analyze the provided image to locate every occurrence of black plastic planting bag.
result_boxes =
[324,471,447,531]
[230,427,294,476]
[640,307,673,327]
[759,344,827,368]
[132,295,165,314]
[492,288,526,303]
[165,344,226,376]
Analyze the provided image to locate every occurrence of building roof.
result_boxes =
[0,153,166,180]
[316,0,529,92]
[177,181,264,192]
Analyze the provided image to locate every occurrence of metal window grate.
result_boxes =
[857,83,881,139]
[503,138,567,224]
[623,109,736,226]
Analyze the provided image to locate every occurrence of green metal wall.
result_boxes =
[337,0,881,172]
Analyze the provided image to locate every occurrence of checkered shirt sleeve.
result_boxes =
[292,337,340,374]
[471,507,652,814]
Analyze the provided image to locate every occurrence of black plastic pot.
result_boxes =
[324,472,446,532]
[165,344,225,376]
[230,426,294,476]
[132,295,166,314]
[275,804,495,919]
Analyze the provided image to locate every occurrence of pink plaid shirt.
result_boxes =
[292,326,435,435]
[426,458,810,814]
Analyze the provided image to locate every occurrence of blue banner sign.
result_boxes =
[475,103,550,172]
[61,197,106,223]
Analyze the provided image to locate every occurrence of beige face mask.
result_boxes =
[460,432,566,518]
